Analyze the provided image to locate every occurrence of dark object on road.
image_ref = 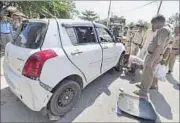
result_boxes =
[117,90,157,121]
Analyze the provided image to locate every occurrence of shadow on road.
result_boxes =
[0,87,50,122]
[1,71,120,122]
[150,91,173,120]
[57,72,120,122]
[166,74,180,90]
[119,69,141,84]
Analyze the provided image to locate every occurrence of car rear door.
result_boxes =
[96,27,121,73]
[59,23,102,83]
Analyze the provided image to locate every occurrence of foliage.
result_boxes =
[110,15,125,24]
[98,18,108,26]
[167,13,179,27]
[127,22,135,27]
[137,20,149,30]
[0,0,78,19]
[79,10,99,21]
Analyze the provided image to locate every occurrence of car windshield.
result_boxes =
[12,21,48,49]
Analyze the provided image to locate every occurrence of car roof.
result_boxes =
[25,19,107,29]
[25,19,48,23]
[57,19,107,29]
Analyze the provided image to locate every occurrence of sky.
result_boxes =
[74,1,179,23]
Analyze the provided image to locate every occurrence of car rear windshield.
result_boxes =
[12,21,48,49]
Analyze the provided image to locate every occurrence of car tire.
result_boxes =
[115,53,125,71]
[48,80,81,116]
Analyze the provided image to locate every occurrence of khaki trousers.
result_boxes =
[125,41,131,54]
[138,48,147,60]
[163,48,171,59]
[168,52,177,72]
[131,42,139,56]
[139,54,160,96]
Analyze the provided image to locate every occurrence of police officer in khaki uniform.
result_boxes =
[138,19,156,60]
[125,26,134,54]
[134,15,172,98]
[131,24,145,56]
[168,26,180,73]
[162,24,173,60]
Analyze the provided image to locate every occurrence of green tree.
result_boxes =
[79,10,99,21]
[110,15,125,24]
[137,20,149,30]
[98,18,108,26]
[127,22,135,27]
[167,13,179,27]
[0,0,78,19]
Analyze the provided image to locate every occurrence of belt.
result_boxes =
[0,32,10,34]
[172,48,179,50]
[133,42,140,45]
[148,51,163,55]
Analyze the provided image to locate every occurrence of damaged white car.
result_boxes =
[3,19,125,118]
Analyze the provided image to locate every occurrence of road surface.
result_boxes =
[1,57,179,122]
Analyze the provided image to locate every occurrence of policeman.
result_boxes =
[131,24,145,56]
[134,15,172,98]
[123,26,128,36]
[126,26,134,54]
[138,19,156,60]
[168,26,180,74]
[162,24,173,60]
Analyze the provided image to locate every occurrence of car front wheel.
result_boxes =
[48,80,81,116]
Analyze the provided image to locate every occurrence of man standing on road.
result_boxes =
[138,19,156,60]
[167,26,180,74]
[131,24,145,56]
[162,24,173,61]
[0,15,13,50]
[126,26,134,54]
[134,15,172,98]
[123,26,128,36]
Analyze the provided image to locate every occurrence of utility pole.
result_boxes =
[107,0,112,28]
[157,1,163,14]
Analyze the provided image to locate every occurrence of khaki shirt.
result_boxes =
[167,35,174,49]
[172,35,179,49]
[132,31,145,44]
[147,26,171,54]
[171,35,180,54]
[126,30,134,42]
[142,29,156,50]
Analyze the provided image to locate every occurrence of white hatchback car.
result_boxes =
[3,19,125,117]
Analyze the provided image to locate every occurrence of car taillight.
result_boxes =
[22,50,57,80]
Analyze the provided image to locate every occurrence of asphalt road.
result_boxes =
[1,57,179,122]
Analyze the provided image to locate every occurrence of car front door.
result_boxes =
[62,25,102,83]
[96,27,121,73]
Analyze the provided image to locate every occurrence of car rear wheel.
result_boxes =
[115,53,125,71]
[48,80,81,116]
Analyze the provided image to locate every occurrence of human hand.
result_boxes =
[160,59,166,65]
[139,45,143,49]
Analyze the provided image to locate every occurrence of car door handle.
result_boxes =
[102,46,108,49]
[71,51,83,55]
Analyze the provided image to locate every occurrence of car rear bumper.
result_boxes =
[3,61,53,111]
